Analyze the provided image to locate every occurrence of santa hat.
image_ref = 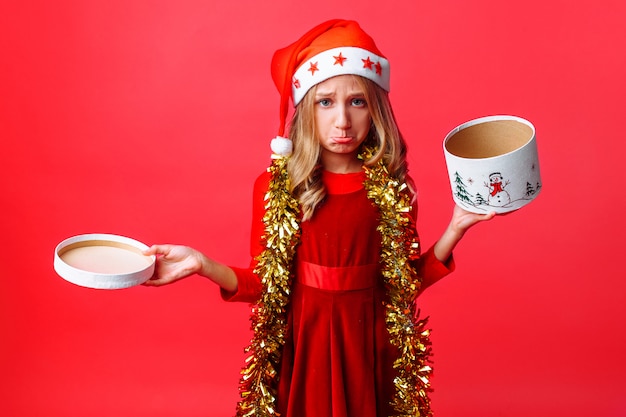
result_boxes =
[269,19,390,157]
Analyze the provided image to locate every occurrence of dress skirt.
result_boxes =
[276,261,399,417]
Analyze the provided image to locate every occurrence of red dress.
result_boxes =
[226,170,454,417]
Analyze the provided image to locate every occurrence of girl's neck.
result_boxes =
[320,151,362,174]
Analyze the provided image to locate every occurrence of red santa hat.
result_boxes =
[269,19,390,156]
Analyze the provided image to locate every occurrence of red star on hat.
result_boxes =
[333,52,347,66]
[362,56,373,70]
[308,61,319,75]
[375,61,382,75]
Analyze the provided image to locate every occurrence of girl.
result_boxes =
[144,19,495,417]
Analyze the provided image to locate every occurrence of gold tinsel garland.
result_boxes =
[236,155,301,417]
[361,147,433,417]
[236,148,433,417]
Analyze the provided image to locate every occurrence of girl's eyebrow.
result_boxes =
[315,90,365,97]
[314,89,335,97]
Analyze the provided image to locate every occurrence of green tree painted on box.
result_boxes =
[453,172,473,204]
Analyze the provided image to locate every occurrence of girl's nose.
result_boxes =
[334,105,351,129]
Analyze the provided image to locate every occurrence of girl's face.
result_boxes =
[313,75,371,171]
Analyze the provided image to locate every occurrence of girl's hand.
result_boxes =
[433,205,496,262]
[142,244,204,286]
[449,204,496,237]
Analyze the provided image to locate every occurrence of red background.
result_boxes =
[2,1,625,416]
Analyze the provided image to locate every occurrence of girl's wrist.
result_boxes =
[197,253,213,278]
[445,222,465,243]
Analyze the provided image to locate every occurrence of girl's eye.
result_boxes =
[318,99,332,107]
[352,98,366,107]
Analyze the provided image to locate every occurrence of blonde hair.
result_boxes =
[287,76,412,221]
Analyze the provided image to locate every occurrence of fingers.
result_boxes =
[141,244,175,287]
[142,244,171,257]
[482,211,497,221]
[142,264,178,287]
[469,211,496,227]
[142,277,160,287]
[142,276,170,287]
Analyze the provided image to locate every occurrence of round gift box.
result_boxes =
[443,115,542,214]
[54,234,155,289]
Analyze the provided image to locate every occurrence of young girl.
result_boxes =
[144,19,495,417]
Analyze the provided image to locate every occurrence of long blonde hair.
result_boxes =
[287,76,412,221]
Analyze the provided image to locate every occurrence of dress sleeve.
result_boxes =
[410,202,456,294]
[415,245,455,293]
[221,171,270,303]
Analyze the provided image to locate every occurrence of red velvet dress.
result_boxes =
[226,170,454,417]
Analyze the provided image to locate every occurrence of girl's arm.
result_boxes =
[141,172,271,298]
[433,204,496,263]
[142,244,238,292]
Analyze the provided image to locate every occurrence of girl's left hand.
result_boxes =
[433,204,496,263]
[449,204,496,237]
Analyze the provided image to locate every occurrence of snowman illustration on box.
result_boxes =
[485,172,510,206]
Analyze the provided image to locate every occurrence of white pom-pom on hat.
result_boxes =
[270,136,293,157]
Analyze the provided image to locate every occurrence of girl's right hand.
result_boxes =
[142,244,204,287]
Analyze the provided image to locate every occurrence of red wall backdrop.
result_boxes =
[2,1,625,416]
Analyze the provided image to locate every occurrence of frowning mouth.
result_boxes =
[331,136,354,144]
